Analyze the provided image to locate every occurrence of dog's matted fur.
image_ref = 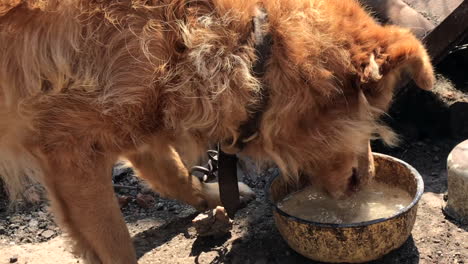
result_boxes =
[0,0,433,263]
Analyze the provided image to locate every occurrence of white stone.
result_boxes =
[445,140,468,221]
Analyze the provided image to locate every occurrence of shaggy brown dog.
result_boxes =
[0,0,433,263]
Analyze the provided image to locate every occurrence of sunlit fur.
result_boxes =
[0,0,433,263]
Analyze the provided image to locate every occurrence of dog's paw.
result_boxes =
[201,182,256,210]
[238,182,256,204]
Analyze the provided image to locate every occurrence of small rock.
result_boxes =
[169,205,180,211]
[29,219,39,228]
[129,177,139,185]
[37,211,48,218]
[416,141,425,147]
[156,203,165,211]
[433,156,440,162]
[21,237,32,243]
[41,230,55,239]
[432,146,441,152]
[198,251,218,263]
[193,206,233,237]
[136,193,155,209]
[112,163,133,182]
[0,226,5,235]
[433,239,441,243]
[28,226,38,233]
[117,195,132,208]
[9,216,22,223]
[9,256,18,263]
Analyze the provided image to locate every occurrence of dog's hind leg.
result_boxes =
[126,141,255,212]
[42,151,136,264]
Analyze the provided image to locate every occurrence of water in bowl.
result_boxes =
[277,181,412,224]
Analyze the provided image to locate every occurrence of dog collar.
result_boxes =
[218,7,273,218]
[234,6,273,151]
[191,7,273,219]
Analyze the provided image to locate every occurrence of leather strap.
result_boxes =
[191,7,272,218]
[234,6,273,150]
[218,6,272,218]
[217,145,240,219]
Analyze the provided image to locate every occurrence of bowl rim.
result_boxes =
[266,152,424,228]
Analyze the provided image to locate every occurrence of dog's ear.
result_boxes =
[356,28,434,111]
[382,29,435,91]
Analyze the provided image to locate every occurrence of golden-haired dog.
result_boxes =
[0,0,433,263]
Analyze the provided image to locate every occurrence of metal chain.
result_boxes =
[190,150,219,182]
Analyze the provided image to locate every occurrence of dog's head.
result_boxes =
[242,25,434,198]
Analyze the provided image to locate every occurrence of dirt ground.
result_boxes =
[1,1,468,263]
[1,135,467,264]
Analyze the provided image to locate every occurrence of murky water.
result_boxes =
[277,181,413,224]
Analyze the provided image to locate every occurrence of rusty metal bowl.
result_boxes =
[267,153,424,263]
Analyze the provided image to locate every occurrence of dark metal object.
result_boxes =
[217,147,240,219]
[190,147,240,218]
[423,0,468,65]
[190,150,218,183]
[234,6,273,150]
[396,0,468,97]
[217,7,273,218]
[190,6,273,219]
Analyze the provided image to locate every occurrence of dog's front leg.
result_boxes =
[42,151,137,264]
[126,143,209,211]
[126,141,255,211]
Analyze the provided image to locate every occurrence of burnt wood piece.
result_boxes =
[395,0,468,97]
[423,0,468,65]
[360,0,435,39]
